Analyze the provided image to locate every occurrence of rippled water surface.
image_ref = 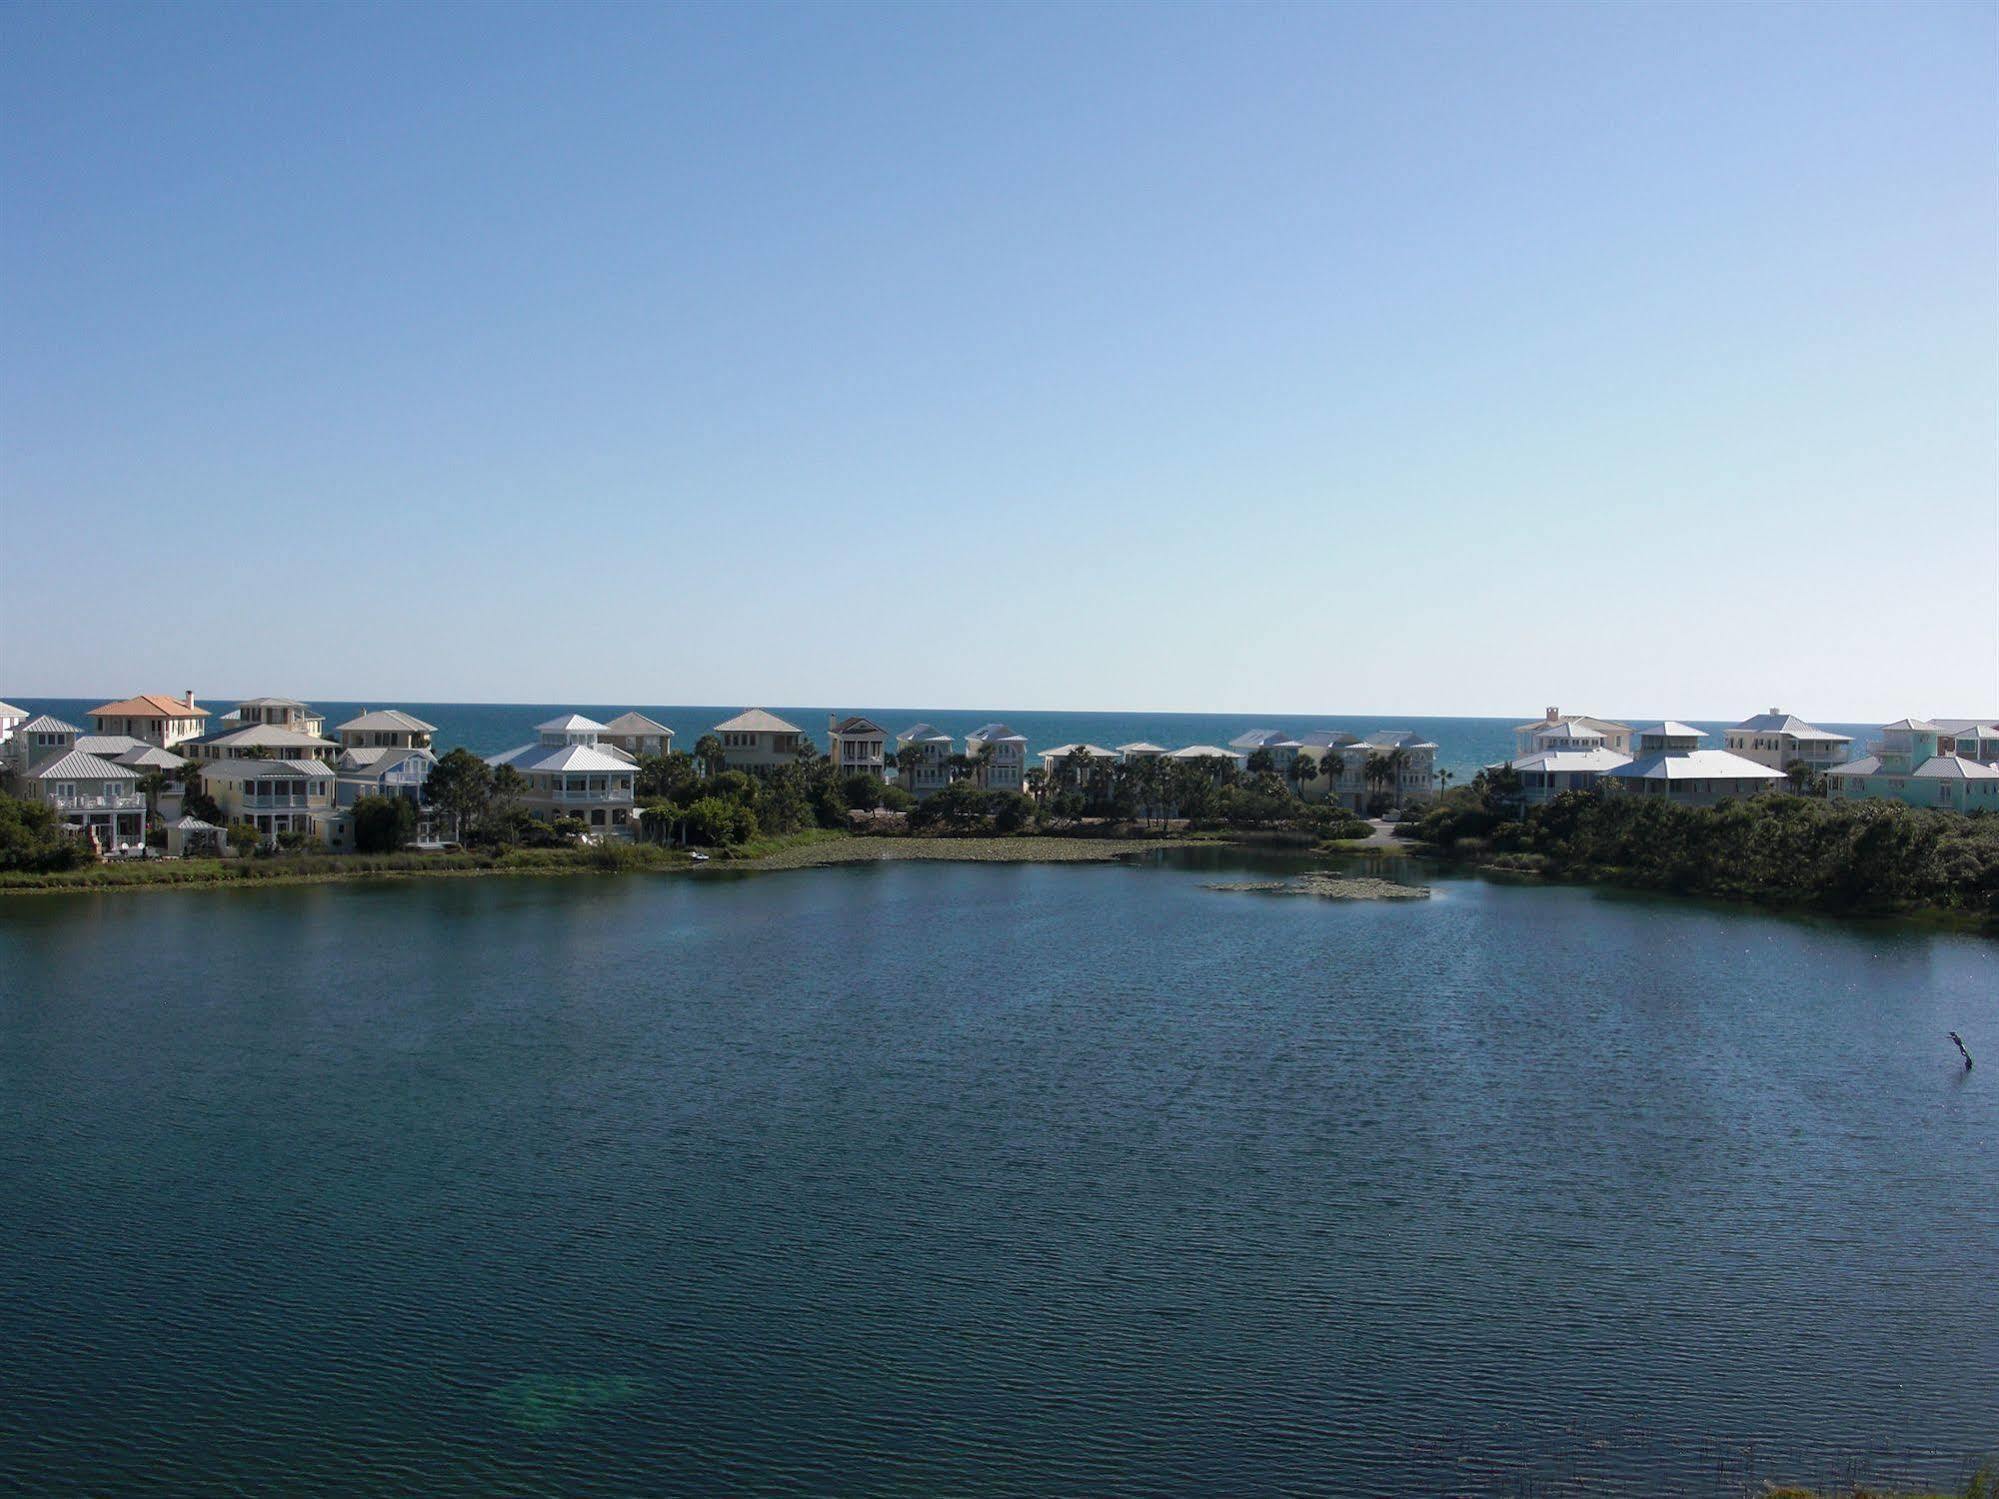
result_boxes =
[1,860,1993,1496]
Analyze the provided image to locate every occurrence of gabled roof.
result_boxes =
[1229,729,1302,750]
[1169,743,1240,759]
[601,711,673,737]
[118,746,190,770]
[713,708,800,734]
[1605,749,1783,782]
[338,745,435,778]
[1116,741,1169,754]
[202,757,334,779]
[25,749,137,781]
[336,709,438,733]
[172,815,223,831]
[488,742,633,774]
[75,734,148,757]
[88,694,208,719]
[20,714,80,734]
[537,713,606,734]
[1881,718,1940,733]
[1040,742,1116,759]
[1633,722,1706,740]
[1729,710,1849,740]
[896,722,952,745]
[1912,755,1999,781]
[1365,730,1439,750]
[0,699,25,719]
[966,722,1027,744]
[1297,729,1361,749]
[830,715,887,736]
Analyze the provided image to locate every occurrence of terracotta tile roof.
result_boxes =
[89,693,209,719]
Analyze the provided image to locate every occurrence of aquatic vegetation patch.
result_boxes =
[1203,873,1429,901]
[487,1373,646,1432]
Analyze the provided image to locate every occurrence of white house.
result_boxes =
[224,697,327,736]
[1116,741,1169,762]
[893,724,954,798]
[1166,743,1246,774]
[1601,724,1786,806]
[1037,743,1117,786]
[1512,709,1633,757]
[1229,729,1305,774]
[1721,710,1853,777]
[827,716,889,780]
[965,723,1029,793]
[711,709,806,772]
[0,699,25,747]
[488,714,637,838]
[1506,721,1633,805]
[600,711,674,759]
[86,692,209,748]
[185,722,340,762]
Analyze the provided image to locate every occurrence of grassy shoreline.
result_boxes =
[0,830,1200,895]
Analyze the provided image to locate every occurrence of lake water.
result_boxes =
[0,857,1992,1496]
[13,698,1886,786]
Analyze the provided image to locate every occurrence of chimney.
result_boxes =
[1545,706,1559,722]
[1769,707,1780,716]
[185,690,197,711]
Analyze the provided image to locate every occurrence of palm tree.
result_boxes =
[1024,766,1049,808]
[693,734,725,779]
[1363,752,1395,812]
[894,743,925,794]
[946,752,975,784]
[1288,754,1317,800]
[973,742,998,787]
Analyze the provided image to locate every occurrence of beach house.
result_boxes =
[1505,722,1632,805]
[199,758,338,847]
[711,709,806,772]
[1512,709,1633,757]
[1037,743,1117,790]
[336,709,437,752]
[5,713,83,775]
[893,724,953,798]
[0,700,24,748]
[1601,724,1786,806]
[965,723,1029,792]
[223,697,327,736]
[599,712,674,760]
[827,716,889,780]
[1824,720,1999,812]
[16,743,147,852]
[86,692,209,749]
[1229,729,1304,775]
[185,721,340,762]
[487,714,637,837]
[1721,711,1853,778]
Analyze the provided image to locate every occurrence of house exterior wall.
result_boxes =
[89,712,207,748]
[971,744,1026,793]
[1721,732,1850,773]
[829,728,888,779]
[716,729,803,772]
[516,771,637,836]
[22,774,146,847]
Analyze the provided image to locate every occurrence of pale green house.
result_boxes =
[1824,719,1999,812]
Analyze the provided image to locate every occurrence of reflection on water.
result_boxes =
[0,859,1993,1496]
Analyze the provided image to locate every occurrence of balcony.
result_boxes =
[546,788,633,803]
[48,791,145,811]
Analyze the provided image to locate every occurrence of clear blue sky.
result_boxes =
[4,1,1994,718]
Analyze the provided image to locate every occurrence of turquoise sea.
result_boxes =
[13,699,1884,783]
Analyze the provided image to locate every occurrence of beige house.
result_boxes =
[1512,709,1633,758]
[185,722,340,762]
[1721,710,1853,776]
[828,715,889,779]
[893,724,953,798]
[1505,722,1632,805]
[487,715,637,838]
[712,709,806,772]
[87,692,209,749]
[965,723,1029,792]
[225,697,326,735]
[201,757,338,846]
[336,709,437,752]
[600,711,674,760]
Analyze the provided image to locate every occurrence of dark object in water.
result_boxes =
[1949,1031,1973,1070]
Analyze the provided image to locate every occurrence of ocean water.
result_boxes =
[0,855,1993,1496]
[11,698,1884,784]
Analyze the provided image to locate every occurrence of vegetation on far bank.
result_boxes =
[1408,775,1999,920]
[1762,1462,1993,1499]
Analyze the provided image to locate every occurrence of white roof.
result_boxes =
[896,723,952,745]
[1168,744,1241,760]
[713,708,800,734]
[829,715,888,736]
[172,815,223,831]
[966,722,1027,744]
[337,709,437,733]
[1826,756,1882,777]
[1606,749,1785,783]
[26,749,137,781]
[1912,755,1999,781]
[1633,722,1706,740]
[202,757,334,779]
[488,742,632,774]
[1230,729,1301,750]
[1116,741,1169,754]
[1510,748,1632,773]
[601,711,673,737]
[1513,713,1631,735]
[338,745,435,778]
[19,714,79,734]
[0,699,25,718]
[235,696,309,710]
[1297,729,1361,749]
[1531,722,1604,742]
[1729,710,1849,740]
[118,746,190,770]
[1947,723,1999,741]
[1365,730,1438,750]
[197,724,338,752]
[1040,743,1115,759]
[1881,718,1941,733]
[537,713,607,734]
[75,734,148,757]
